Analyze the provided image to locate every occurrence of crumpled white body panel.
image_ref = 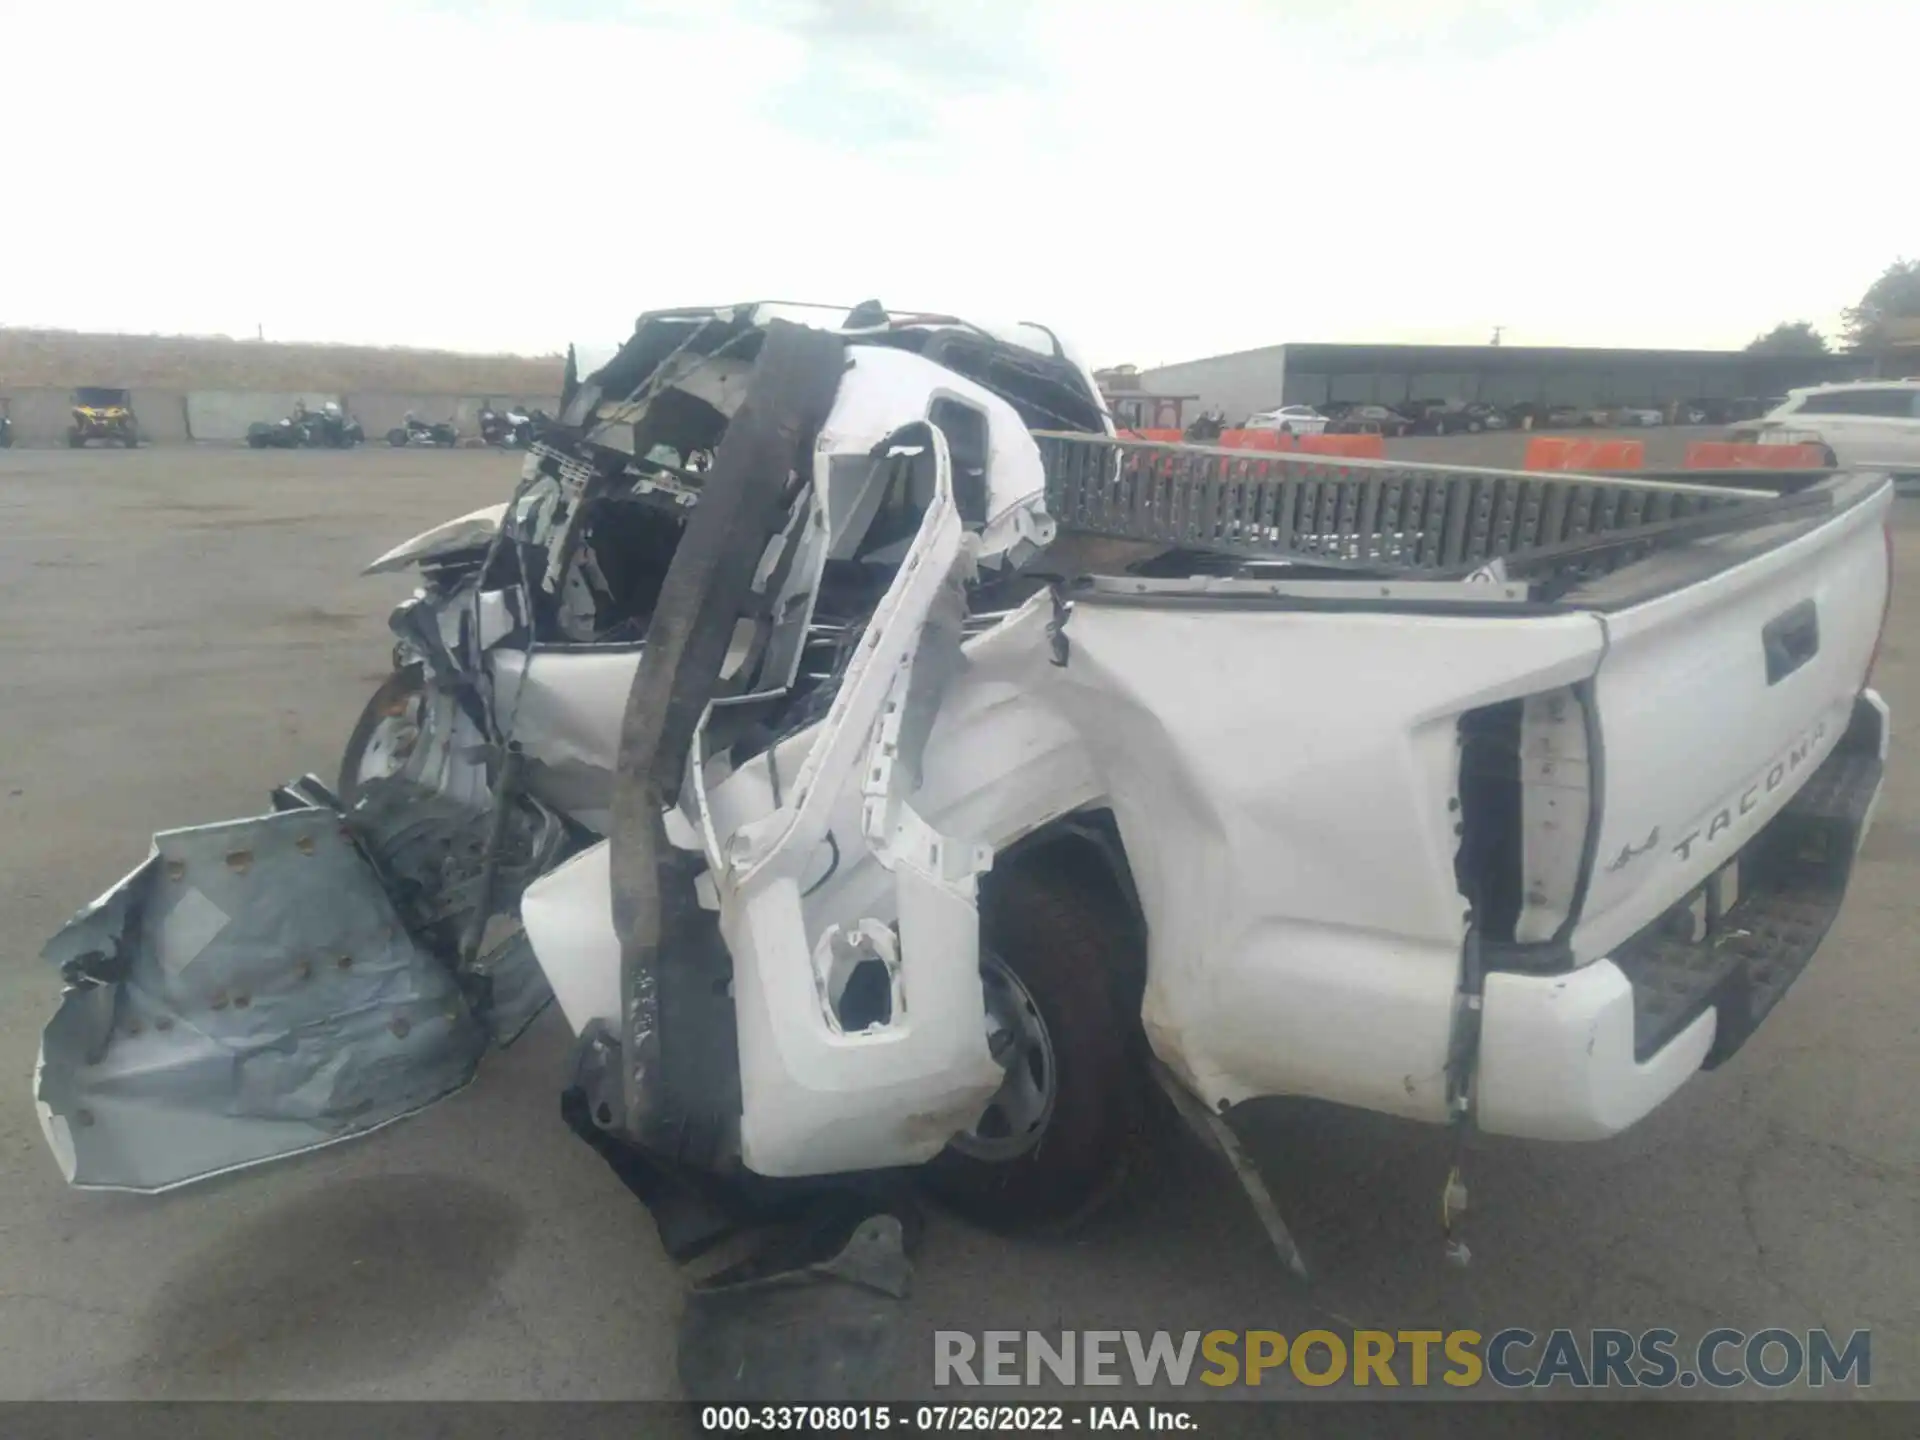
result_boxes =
[523,587,1610,1173]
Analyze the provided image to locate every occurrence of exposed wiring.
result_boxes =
[800,832,840,898]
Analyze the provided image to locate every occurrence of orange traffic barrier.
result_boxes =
[1523,436,1574,470]
[1297,433,1386,459]
[1683,441,1827,470]
[1219,428,1288,451]
[1524,436,1644,471]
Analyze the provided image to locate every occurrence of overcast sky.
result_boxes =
[0,0,1911,367]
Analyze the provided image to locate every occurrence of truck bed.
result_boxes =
[1036,430,1833,587]
[1036,434,1894,1136]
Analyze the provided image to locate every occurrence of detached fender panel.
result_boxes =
[36,809,486,1193]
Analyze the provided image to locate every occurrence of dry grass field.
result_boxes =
[0,327,563,395]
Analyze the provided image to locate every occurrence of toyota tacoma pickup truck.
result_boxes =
[36,301,1893,1281]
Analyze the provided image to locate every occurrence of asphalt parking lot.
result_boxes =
[0,442,1916,1403]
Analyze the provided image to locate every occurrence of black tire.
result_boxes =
[337,667,424,803]
[67,432,84,448]
[922,862,1148,1234]
[387,427,410,447]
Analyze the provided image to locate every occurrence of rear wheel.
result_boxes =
[67,432,84,448]
[922,862,1148,1233]
[387,428,410,447]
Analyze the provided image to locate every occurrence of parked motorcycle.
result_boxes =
[246,416,306,449]
[387,413,459,448]
[247,401,365,450]
[478,404,537,449]
[305,401,366,449]
[0,413,12,448]
[1183,408,1227,442]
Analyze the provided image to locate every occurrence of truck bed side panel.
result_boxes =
[1033,604,1605,1120]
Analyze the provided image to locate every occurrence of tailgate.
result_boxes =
[1574,478,1892,964]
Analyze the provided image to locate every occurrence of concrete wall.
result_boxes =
[186,391,342,443]
[136,392,191,442]
[1,390,76,446]
[0,388,189,445]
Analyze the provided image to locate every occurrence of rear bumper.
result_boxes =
[1475,689,1887,1141]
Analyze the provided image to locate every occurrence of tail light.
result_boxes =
[1457,685,1595,967]
[1866,510,1895,686]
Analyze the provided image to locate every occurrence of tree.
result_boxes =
[1842,258,1920,351]
[1746,321,1829,356]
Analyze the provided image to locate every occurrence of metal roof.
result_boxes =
[1270,343,1867,374]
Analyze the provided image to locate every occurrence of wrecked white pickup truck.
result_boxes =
[38,302,1893,1305]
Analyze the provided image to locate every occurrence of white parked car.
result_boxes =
[1732,381,1920,474]
[1617,406,1665,427]
[1244,404,1329,436]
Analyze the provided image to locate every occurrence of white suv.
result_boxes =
[1732,380,1920,474]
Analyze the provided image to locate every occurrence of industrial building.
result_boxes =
[1129,342,1876,426]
